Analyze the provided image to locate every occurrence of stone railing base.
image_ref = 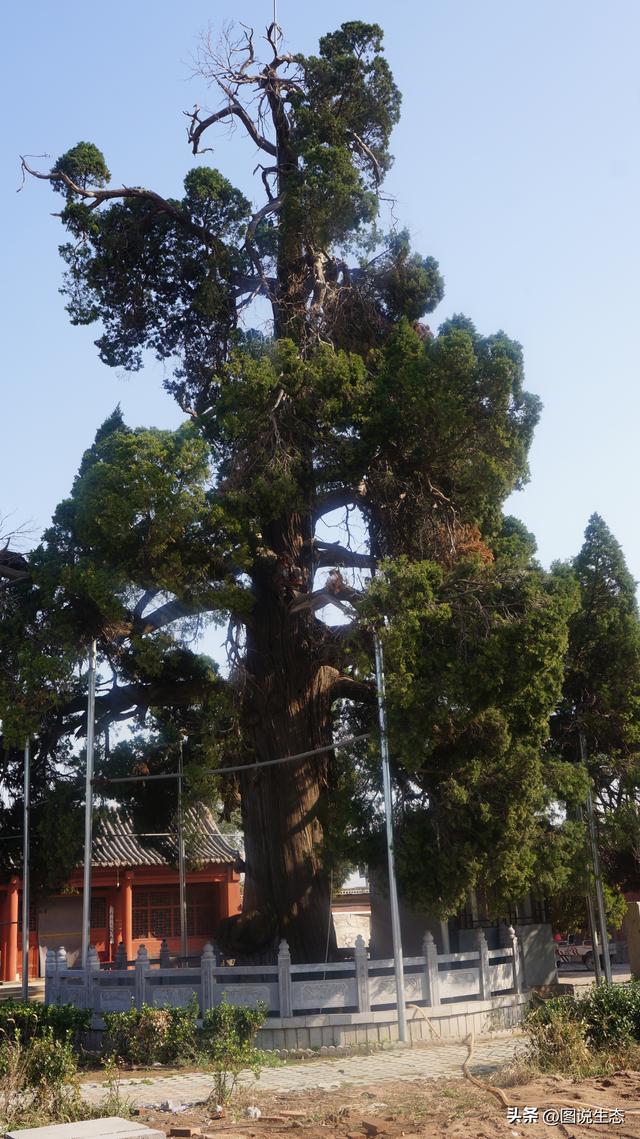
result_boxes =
[255,991,530,1049]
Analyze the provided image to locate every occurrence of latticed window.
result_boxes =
[90,896,107,929]
[132,886,216,940]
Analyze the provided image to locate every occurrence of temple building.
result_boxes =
[0,805,242,979]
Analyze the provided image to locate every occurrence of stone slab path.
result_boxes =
[80,1035,520,1109]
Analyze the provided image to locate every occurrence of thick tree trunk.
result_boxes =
[236,515,339,964]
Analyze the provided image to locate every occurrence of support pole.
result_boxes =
[373,632,407,1043]
[586,886,603,985]
[576,803,602,983]
[178,738,188,963]
[21,739,30,1001]
[81,641,97,971]
[579,731,612,984]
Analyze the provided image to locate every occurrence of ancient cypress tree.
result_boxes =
[4,22,577,958]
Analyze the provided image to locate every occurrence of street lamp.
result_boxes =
[81,640,97,972]
[373,632,407,1043]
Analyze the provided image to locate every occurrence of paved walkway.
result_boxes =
[80,1035,520,1108]
[0,979,45,1002]
[558,963,632,989]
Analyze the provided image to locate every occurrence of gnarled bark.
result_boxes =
[237,511,340,963]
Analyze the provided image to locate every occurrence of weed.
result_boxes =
[200,998,267,1106]
[523,981,640,1076]
[99,1053,132,1118]
[0,1027,91,1131]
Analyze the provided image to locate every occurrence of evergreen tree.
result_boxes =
[3,21,578,958]
[555,514,640,897]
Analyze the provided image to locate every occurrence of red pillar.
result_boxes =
[121,871,133,961]
[5,879,19,982]
[221,871,241,919]
[0,890,9,981]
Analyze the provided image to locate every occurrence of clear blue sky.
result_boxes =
[3,1,640,584]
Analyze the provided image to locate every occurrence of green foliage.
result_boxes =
[288,22,400,246]
[58,168,251,397]
[103,998,199,1066]
[563,514,640,762]
[373,233,444,322]
[350,546,579,917]
[0,1002,90,1046]
[0,1003,88,1044]
[19,1028,79,1087]
[102,996,267,1103]
[52,142,111,198]
[44,22,434,401]
[360,319,541,555]
[0,770,85,898]
[200,998,267,1104]
[550,514,640,905]
[11,17,607,952]
[524,983,640,1074]
[0,1027,89,1130]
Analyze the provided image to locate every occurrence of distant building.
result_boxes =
[332,869,371,949]
[0,805,242,980]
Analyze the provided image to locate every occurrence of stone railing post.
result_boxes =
[422,931,440,1006]
[509,926,522,993]
[159,939,171,969]
[56,946,67,1005]
[354,934,370,1012]
[498,921,511,948]
[134,944,150,1009]
[88,945,101,1012]
[114,940,127,970]
[476,928,491,1000]
[201,942,216,1014]
[44,948,57,1005]
[278,939,292,1018]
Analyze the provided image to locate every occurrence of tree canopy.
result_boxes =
[2,19,606,959]
[550,514,640,919]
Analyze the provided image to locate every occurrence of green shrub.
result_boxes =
[579,980,640,1049]
[200,998,267,1104]
[524,981,640,1073]
[104,996,198,1066]
[102,995,268,1099]
[0,1002,90,1045]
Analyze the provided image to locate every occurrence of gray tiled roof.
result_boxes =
[92,804,240,868]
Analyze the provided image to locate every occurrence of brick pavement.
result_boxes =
[80,1035,520,1109]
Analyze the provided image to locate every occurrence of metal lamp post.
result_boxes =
[21,739,30,1001]
[178,737,188,962]
[81,641,97,972]
[578,729,612,984]
[373,632,407,1043]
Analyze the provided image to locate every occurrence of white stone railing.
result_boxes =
[45,926,522,1019]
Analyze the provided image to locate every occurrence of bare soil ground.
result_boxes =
[135,1069,640,1138]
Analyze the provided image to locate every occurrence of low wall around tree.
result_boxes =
[45,926,530,1046]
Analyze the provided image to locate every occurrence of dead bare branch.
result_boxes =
[347,129,382,185]
[20,156,228,251]
[185,101,277,157]
[245,193,283,291]
[313,540,374,571]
